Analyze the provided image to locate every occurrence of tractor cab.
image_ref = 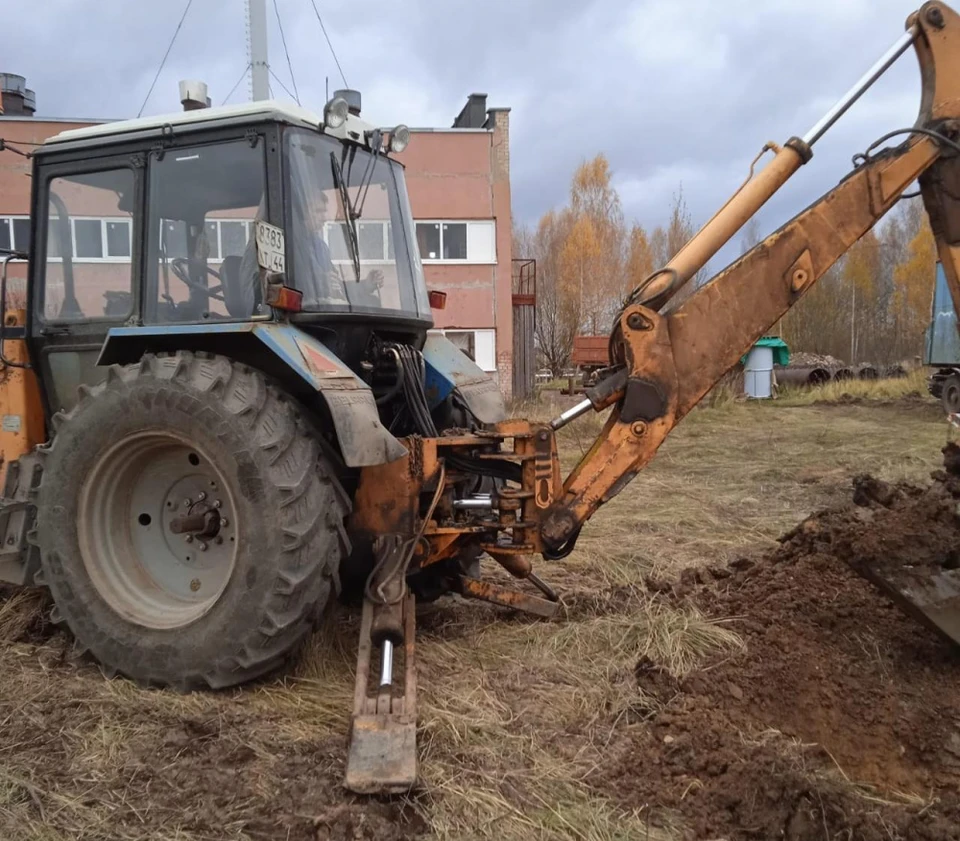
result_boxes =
[24,96,433,415]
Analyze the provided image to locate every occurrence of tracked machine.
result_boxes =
[2,1,960,794]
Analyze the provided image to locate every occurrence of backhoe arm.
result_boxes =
[540,0,960,553]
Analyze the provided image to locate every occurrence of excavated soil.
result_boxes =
[597,446,960,840]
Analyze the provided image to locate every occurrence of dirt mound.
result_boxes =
[597,447,960,840]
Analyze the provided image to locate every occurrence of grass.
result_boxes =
[0,393,952,840]
[777,368,930,406]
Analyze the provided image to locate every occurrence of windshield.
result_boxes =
[284,129,430,319]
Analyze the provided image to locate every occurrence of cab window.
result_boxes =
[41,168,136,322]
[145,139,266,323]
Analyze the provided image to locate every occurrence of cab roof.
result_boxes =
[42,99,326,149]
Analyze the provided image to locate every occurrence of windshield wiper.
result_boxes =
[330,151,362,282]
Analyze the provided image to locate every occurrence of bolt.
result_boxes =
[183,498,192,508]
[197,492,206,502]
[198,541,208,552]
[538,430,549,442]
[5,537,13,546]
[190,578,201,592]
[220,518,229,528]
[213,499,222,508]
[791,268,808,292]
[627,313,648,330]
[184,534,194,544]
[926,5,945,27]
[631,421,648,437]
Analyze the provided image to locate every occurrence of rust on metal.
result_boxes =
[459,576,559,619]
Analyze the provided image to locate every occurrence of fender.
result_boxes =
[422,334,505,424]
[98,322,406,468]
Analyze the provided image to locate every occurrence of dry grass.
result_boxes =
[777,368,930,406]
[0,396,951,839]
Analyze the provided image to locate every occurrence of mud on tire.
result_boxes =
[34,351,350,689]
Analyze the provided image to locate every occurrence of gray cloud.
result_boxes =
[5,0,930,267]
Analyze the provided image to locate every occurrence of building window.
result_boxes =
[0,216,31,253]
[415,220,495,263]
[430,328,496,372]
[220,220,250,257]
[105,220,131,258]
[73,219,104,259]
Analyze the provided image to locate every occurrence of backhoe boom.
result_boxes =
[541,0,960,550]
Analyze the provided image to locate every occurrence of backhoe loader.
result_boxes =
[2,0,960,796]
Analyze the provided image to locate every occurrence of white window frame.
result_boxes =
[212,219,253,263]
[415,220,496,265]
[323,220,395,266]
[429,328,497,372]
[42,216,133,264]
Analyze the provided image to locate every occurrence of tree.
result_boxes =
[892,217,935,361]
[563,154,627,333]
[625,223,655,299]
[528,210,580,377]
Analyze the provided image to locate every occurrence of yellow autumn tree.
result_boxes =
[625,223,655,299]
[892,219,935,360]
[842,229,882,364]
[563,155,627,333]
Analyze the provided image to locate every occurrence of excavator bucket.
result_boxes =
[854,564,960,647]
[343,593,418,794]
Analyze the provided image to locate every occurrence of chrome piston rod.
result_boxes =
[803,25,918,147]
[380,639,393,687]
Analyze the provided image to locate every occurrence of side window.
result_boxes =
[42,168,135,321]
[147,140,266,323]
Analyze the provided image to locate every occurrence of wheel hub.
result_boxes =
[77,432,238,630]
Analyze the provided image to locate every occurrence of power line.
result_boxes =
[221,64,252,106]
[272,0,301,105]
[138,0,195,118]
[268,68,298,102]
[308,0,348,88]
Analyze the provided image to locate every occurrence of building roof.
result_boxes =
[44,99,324,145]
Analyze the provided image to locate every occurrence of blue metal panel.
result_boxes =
[926,263,960,366]
[422,334,505,424]
[98,322,406,466]
[100,322,354,389]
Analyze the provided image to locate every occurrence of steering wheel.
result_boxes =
[170,258,226,302]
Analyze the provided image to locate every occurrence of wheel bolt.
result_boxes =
[213,500,222,508]
[184,535,194,544]
[198,541,208,552]
[220,518,229,528]
[183,498,192,507]
[190,578,201,592]
[197,492,206,502]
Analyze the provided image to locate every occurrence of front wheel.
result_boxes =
[34,351,350,689]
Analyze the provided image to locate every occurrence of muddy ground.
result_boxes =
[601,447,960,840]
[0,400,956,840]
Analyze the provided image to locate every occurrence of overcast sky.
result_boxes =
[6,0,930,264]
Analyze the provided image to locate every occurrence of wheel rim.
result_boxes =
[77,431,239,630]
[946,380,960,413]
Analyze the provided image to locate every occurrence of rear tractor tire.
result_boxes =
[34,351,350,689]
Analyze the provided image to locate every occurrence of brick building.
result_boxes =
[0,75,514,395]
